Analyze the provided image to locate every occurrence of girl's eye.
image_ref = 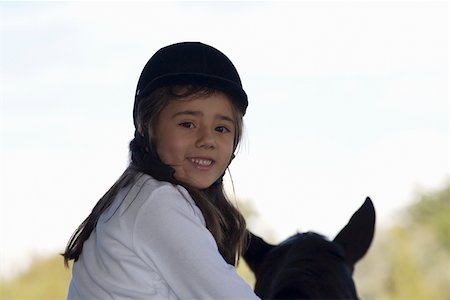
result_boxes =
[215,126,231,133]
[179,122,195,129]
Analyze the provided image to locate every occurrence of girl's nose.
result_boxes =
[195,127,216,149]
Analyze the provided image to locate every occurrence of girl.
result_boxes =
[63,42,260,299]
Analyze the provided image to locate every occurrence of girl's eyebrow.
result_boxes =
[218,115,235,124]
[171,110,235,124]
[171,110,201,118]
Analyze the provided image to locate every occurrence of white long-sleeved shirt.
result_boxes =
[67,173,259,300]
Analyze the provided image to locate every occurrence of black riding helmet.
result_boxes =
[133,42,248,128]
[130,42,246,183]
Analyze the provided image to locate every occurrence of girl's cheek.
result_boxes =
[157,141,184,164]
[154,141,172,163]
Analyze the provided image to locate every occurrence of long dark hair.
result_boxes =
[63,85,247,266]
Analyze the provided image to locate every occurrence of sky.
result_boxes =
[0,1,448,278]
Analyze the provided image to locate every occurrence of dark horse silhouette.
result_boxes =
[244,198,375,300]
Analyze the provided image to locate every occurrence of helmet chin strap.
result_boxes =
[212,153,236,186]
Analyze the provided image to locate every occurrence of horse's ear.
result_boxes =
[333,197,376,269]
[243,231,275,275]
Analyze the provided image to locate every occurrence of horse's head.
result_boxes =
[243,197,376,299]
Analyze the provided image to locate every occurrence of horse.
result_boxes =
[243,198,375,299]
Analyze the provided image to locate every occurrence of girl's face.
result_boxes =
[152,92,236,189]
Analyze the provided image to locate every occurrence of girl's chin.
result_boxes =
[174,175,217,190]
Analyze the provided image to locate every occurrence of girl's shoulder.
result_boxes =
[134,172,191,202]
[126,172,197,215]
[101,172,196,224]
[127,173,207,232]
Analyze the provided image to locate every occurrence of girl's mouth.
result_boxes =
[190,158,214,168]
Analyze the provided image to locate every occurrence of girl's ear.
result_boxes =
[333,197,376,269]
[243,231,274,275]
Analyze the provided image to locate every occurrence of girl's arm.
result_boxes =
[133,185,259,300]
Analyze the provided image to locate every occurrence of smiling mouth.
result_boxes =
[190,158,214,167]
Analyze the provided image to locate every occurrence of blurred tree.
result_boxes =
[408,183,450,248]
[355,181,450,300]
[235,198,260,287]
[0,254,71,300]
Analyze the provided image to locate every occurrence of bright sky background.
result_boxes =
[0,1,448,278]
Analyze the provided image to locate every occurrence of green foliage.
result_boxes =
[0,255,71,300]
[409,183,450,248]
[384,226,445,299]
[236,259,256,288]
[355,181,450,300]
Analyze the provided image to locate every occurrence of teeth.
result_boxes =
[191,158,213,166]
